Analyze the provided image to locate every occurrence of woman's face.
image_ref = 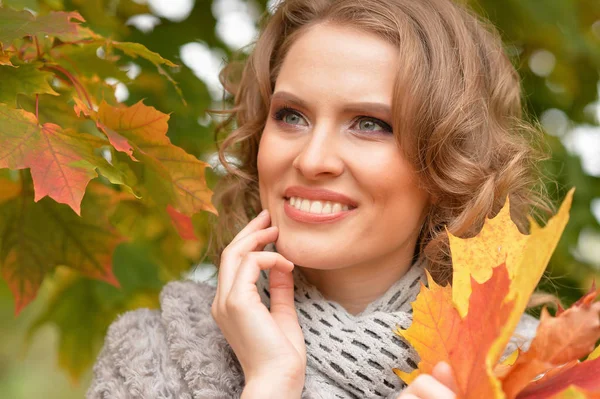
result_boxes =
[257,23,430,272]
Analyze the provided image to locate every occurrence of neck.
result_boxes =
[296,250,415,316]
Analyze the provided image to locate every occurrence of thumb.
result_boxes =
[269,267,305,352]
[432,362,459,394]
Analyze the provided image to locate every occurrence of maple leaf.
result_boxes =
[110,41,177,68]
[166,205,199,241]
[450,190,574,378]
[589,345,600,361]
[49,43,131,82]
[26,242,163,381]
[0,105,97,214]
[0,8,93,49]
[0,182,123,315]
[105,41,182,100]
[0,62,59,106]
[0,177,20,204]
[547,386,600,399]
[395,264,514,398]
[501,287,600,398]
[77,100,216,216]
[0,50,13,66]
[396,191,579,399]
[449,190,573,318]
[514,357,600,398]
[0,104,134,215]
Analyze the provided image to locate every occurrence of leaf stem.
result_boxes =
[34,36,42,59]
[44,64,93,109]
[35,94,39,121]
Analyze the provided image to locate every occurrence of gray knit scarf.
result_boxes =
[256,260,426,399]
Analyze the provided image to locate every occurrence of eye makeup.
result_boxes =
[271,104,393,134]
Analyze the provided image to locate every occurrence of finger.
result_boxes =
[432,362,459,393]
[215,209,271,307]
[230,209,270,245]
[226,252,294,311]
[269,267,304,356]
[403,374,456,399]
[217,226,279,299]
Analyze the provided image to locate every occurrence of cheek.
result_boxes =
[257,130,293,201]
[352,149,403,196]
[354,149,427,213]
[257,138,271,209]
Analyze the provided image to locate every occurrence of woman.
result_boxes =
[87,0,547,398]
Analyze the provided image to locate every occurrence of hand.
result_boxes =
[211,209,307,392]
[398,362,458,399]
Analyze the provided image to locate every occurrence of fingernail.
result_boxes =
[259,209,268,217]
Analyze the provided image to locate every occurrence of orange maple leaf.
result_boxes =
[0,105,100,215]
[515,357,600,399]
[502,287,600,398]
[74,100,216,217]
[395,264,513,398]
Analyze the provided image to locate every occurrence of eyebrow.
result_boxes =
[271,90,392,120]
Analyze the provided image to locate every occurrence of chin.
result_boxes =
[274,235,339,270]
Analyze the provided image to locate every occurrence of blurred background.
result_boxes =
[0,0,599,397]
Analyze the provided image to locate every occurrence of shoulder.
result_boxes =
[87,279,219,399]
[87,307,193,398]
[159,278,217,320]
[104,278,217,351]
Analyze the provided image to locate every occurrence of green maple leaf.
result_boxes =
[0,62,59,106]
[0,104,136,214]
[111,41,177,68]
[27,272,115,383]
[0,182,123,315]
[0,8,93,49]
[49,43,131,82]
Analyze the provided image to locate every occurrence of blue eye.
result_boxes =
[355,117,392,133]
[272,106,392,134]
[274,107,308,126]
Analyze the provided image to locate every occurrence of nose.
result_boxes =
[292,124,344,180]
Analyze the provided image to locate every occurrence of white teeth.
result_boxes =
[288,197,352,215]
[309,201,323,213]
[300,199,310,212]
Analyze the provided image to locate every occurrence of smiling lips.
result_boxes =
[283,186,357,223]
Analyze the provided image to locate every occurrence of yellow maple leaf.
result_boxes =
[450,189,574,383]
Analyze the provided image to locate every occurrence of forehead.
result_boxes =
[274,23,398,106]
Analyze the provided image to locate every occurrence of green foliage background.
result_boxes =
[0,0,599,397]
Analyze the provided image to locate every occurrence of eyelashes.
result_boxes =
[273,106,304,126]
[271,105,393,134]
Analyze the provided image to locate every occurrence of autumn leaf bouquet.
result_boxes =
[392,189,600,398]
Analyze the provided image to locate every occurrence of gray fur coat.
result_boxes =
[86,278,539,399]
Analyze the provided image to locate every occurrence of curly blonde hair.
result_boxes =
[209,0,552,284]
